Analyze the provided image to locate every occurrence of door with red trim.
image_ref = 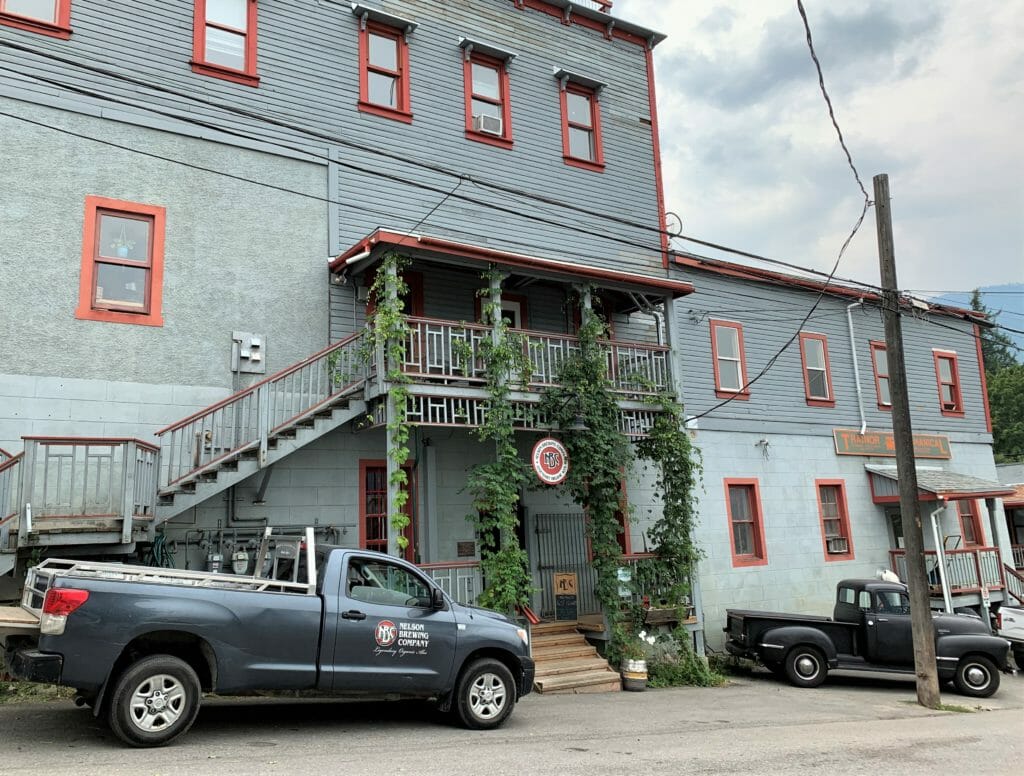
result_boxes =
[360,461,415,562]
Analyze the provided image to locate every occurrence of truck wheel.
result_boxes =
[953,655,1000,698]
[454,658,516,730]
[784,646,827,688]
[107,655,202,747]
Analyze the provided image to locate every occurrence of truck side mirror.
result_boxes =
[431,587,445,610]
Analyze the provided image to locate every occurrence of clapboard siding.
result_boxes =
[1,0,664,275]
[675,268,990,440]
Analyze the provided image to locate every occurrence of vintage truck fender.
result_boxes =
[756,626,838,667]
[935,633,1012,677]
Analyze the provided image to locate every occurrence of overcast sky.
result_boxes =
[617,0,1023,296]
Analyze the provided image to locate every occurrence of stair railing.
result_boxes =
[156,332,367,491]
[0,453,23,551]
[1005,564,1024,606]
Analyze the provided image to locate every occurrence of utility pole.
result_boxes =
[874,173,940,708]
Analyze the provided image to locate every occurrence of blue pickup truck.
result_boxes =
[1,528,534,747]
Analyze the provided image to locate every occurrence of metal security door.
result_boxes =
[534,513,599,618]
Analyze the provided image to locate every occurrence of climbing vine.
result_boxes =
[464,270,534,613]
[367,253,413,551]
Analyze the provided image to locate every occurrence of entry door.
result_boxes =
[331,555,457,694]
[865,589,914,665]
[533,512,599,618]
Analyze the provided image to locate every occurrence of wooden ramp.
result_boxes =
[531,621,620,694]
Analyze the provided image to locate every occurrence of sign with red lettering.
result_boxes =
[532,437,569,485]
[833,429,951,459]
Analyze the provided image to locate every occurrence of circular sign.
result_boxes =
[375,620,398,647]
[532,437,569,485]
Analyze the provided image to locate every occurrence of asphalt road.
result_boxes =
[1,669,1021,775]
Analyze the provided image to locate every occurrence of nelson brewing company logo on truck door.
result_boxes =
[375,620,398,647]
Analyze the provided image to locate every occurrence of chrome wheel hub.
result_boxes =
[129,673,186,732]
[796,656,818,677]
[469,672,507,720]
[965,665,987,687]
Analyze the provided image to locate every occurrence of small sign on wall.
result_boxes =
[554,572,578,621]
[457,541,476,558]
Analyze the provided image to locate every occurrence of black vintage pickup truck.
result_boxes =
[1,528,534,747]
[725,578,1011,697]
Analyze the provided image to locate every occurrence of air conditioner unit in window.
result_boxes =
[473,114,503,136]
[826,537,849,554]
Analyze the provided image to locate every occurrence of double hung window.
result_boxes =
[710,320,749,399]
[0,0,72,39]
[725,479,767,567]
[192,0,259,86]
[870,341,891,409]
[463,52,513,147]
[358,20,412,121]
[799,332,834,406]
[816,481,854,560]
[956,500,983,546]
[933,350,964,417]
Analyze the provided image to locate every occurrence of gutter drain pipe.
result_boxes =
[846,300,867,434]
[929,500,954,614]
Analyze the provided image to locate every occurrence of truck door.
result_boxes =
[865,589,914,665]
[329,555,458,694]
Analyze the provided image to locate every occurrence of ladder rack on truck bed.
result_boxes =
[20,526,318,613]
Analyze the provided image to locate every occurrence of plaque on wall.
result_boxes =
[457,541,476,558]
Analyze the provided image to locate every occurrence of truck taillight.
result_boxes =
[43,588,89,616]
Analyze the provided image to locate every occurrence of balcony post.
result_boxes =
[662,294,684,401]
[18,440,36,545]
[121,441,136,544]
[257,385,270,468]
[385,259,402,557]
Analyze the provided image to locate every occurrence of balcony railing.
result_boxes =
[889,547,1005,595]
[419,560,482,606]
[403,316,671,394]
[156,331,367,490]
[1012,544,1024,570]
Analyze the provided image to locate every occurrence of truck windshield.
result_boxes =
[875,591,910,615]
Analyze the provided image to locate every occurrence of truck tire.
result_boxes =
[953,655,1000,698]
[107,654,202,747]
[453,658,516,730]
[784,646,827,688]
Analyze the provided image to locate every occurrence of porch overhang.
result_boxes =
[865,464,1016,504]
[329,229,695,298]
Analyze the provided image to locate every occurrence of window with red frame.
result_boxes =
[799,332,834,406]
[192,0,259,86]
[0,0,71,39]
[934,350,964,416]
[464,52,512,148]
[360,462,414,561]
[358,22,411,121]
[76,197,166,327]
[956,500,983,546]
[817,481,854,560]
[710,320,749,399]
[870,341,891,408]
[725,480,766,566]
[559,83,604,171]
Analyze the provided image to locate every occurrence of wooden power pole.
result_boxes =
[874,173,941,707]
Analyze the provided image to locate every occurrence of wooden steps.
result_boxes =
[531,621,620,695]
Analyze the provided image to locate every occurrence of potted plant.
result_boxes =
[109,225,135,258]
[613,626,655,691]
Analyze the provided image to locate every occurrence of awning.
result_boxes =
[329,229,695,298]
[865,464,1016,503]
[1003,483,1024,508]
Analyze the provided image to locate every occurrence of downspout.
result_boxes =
[846,300,867,434]
[627,292,664,346]
[929,500,954,613]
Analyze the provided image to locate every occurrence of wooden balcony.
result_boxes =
[889,547,1005,596]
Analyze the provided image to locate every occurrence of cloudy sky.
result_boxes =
[617,0,1023,296]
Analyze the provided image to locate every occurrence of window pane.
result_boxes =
[98,215,151,263]
[95,264,148,308]
[878,375,891,405]
[566,91,592,126]
[823,518,841,538]
[471,62,500,100]
[4,0,56,22]
[938,358,953,383]
[941,385,956,405]
[733,523,753,555]
[368,71,398,107]
[567,127,593,160]
[729,486,751,521]
[471,98,501,120]
[804,339,825,369]
[808,369,829,398]
[205,26,246,70]
[719,361,741,391]
[368,32,398,70]
[715,326,739,359]
[874,347,888,375]
[206,0,247,29]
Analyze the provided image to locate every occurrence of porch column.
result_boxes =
[487,269,505,345]
[384,259,402,557]
[985,497,1014,570]
[662,294,685,401]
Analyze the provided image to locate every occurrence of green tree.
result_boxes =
[989,364,1024,463]
[969,289,1019,373]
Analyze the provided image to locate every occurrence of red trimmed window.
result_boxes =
[799,332,835,407]
[933,350,964,417]
[559,83,604,171]
[710,320,749,399]
[76,196,165,327]
[463,52,513,148]
[360,461,414,562]
[358,21,411,122]
[817,480,854,561]
[870,341,891,409]
[191,0,259,86]
[0,0,71,39]
[956,500,983,546]
[725,479,767,567]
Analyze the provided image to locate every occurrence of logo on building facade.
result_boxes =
[532,437,569,485]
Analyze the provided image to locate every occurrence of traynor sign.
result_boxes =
[532,437,569,485]
[833,429,951,459]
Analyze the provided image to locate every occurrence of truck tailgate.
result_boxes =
[0,605,40,643]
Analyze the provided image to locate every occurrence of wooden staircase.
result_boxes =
[531,621,621,694]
